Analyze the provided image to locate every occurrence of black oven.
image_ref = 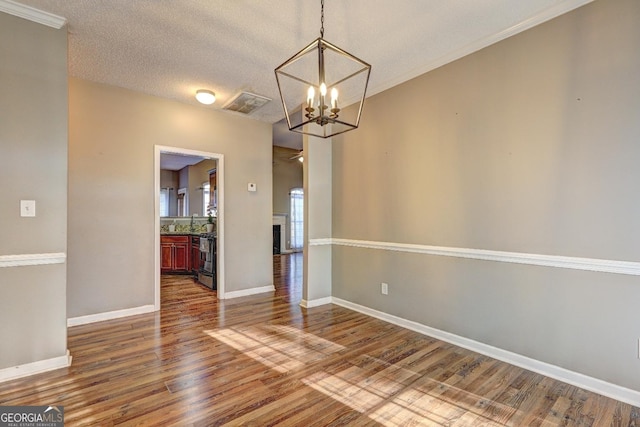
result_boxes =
[197,232,216,290]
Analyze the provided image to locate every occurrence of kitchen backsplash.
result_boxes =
[160,217,215,233]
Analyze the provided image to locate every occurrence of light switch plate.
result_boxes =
[20,200,36,217]
[248,183,257,192]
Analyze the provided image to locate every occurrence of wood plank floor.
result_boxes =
[1,253,638,426]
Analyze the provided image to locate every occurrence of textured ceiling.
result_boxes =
[11,0,591,147]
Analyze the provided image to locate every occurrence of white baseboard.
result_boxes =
[332,297,640,407]
[67,304,156,327]
[300,296,333,308]
[0,350,71,383]
[223,285,275,299]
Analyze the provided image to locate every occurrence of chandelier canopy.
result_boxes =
[275,0,371,139]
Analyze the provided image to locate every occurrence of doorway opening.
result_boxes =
[154,145,225,310]
[290,188,304,251]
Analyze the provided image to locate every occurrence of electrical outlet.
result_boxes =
[381,282,388,295]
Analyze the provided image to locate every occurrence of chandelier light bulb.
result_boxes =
[195,89,216,105]
[319,83,327,97]
[331,88,338,109]
[307,86,315,107]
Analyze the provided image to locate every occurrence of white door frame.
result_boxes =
[154,145,225,309]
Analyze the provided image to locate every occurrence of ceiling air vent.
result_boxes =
[222,92,271,114]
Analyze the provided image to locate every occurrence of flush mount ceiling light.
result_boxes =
[275,0,371,139]
[195,89,216,105]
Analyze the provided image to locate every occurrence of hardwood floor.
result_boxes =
[1,253,638,426]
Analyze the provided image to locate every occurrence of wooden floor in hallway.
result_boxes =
[0,252,638,426]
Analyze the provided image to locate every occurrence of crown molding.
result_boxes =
[367,0,595,98]
[0,0,66,29]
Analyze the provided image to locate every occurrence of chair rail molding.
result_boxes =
[309,238,640,276]
[0,253,66,268]
[0,0,67,28]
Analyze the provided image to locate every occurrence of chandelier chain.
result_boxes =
[320,0,324,38]
[274,0,370,138]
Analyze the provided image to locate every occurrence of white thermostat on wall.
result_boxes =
[248,183,257,192]
[20,200,36,217]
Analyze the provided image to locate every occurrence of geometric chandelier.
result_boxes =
[275,0,371,138]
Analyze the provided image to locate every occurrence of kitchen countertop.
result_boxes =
[160,232,205,236]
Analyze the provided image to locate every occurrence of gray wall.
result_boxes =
[0,13,68,368]
[272,146,303,249]
[304,136,332,303]
[68,78,273,318]
[188,159,217,217]
[332,0,640,391]
[178,166,189,215]
[160,169,178,217]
